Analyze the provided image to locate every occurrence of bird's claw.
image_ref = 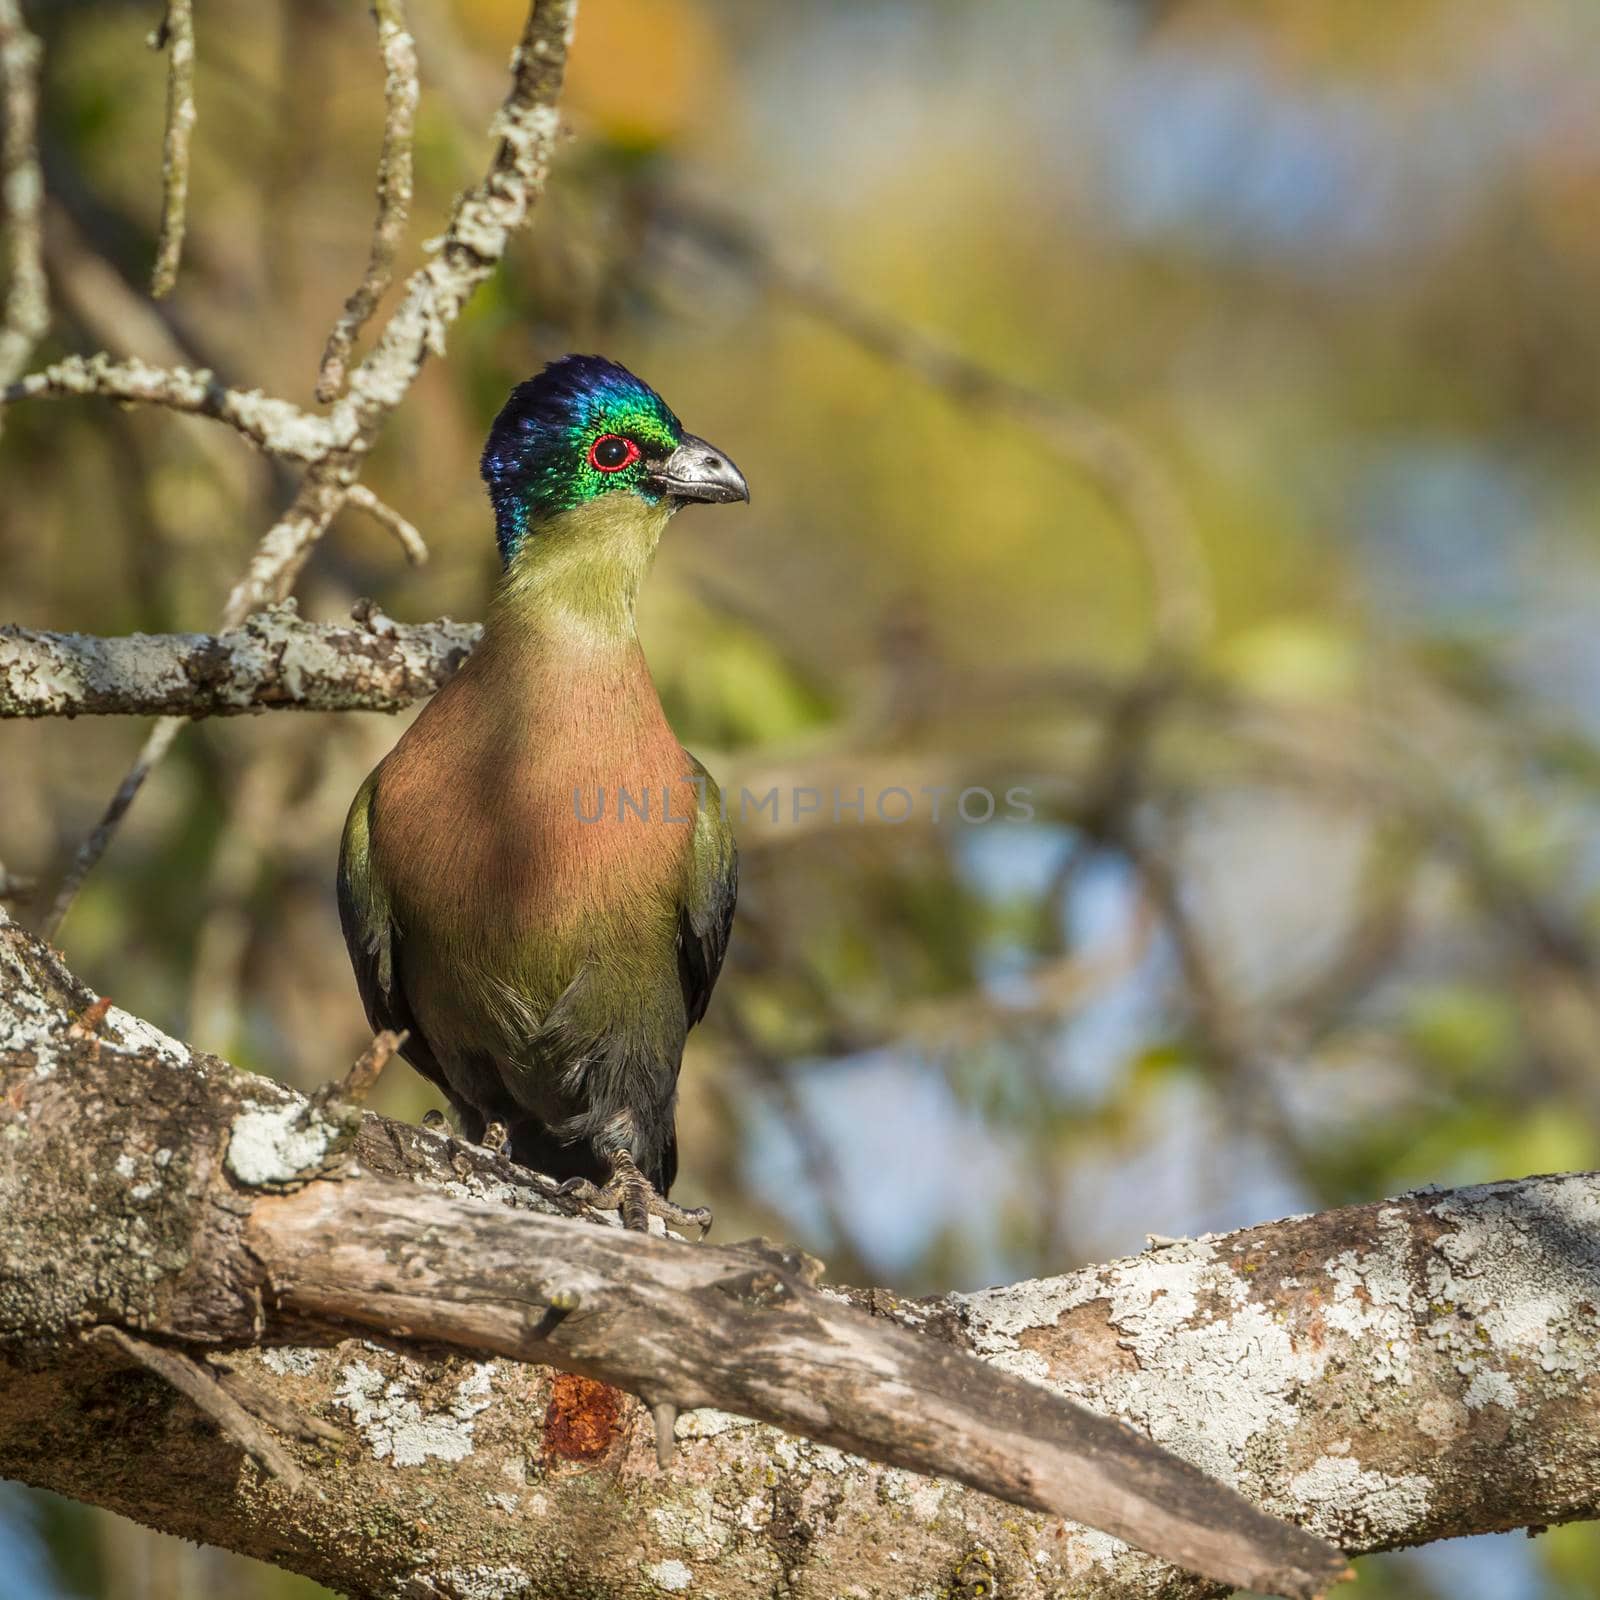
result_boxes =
[556,1168,712,1239]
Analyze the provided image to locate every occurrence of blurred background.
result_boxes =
[5,0,1600,1594]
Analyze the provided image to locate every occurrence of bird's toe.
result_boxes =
[553,1166,712,1240]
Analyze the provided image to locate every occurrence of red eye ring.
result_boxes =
[588,433,641,472]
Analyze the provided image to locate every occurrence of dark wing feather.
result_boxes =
[664,775,736,1196]
[678,755,738,1028]
[336,772,454,1103]
[678,857,737,1027]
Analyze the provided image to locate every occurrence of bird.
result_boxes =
[338,355,747,1234]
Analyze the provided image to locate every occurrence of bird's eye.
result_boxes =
[588,434,640,472]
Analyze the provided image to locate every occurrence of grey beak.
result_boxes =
[650,433,750,505]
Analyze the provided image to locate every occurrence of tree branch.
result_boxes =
[6,0,577,936]
[0,908,1345,1597]
[343,482,429,565]
[147,0,196,298]
[2,352,347,459]
[0,0,47,396]
[316,0,420,402]
[7,916,1600,1597]
[0,608,476,719]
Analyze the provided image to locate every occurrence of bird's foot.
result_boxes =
[479,1121,509,1155]
[557,1154,712,1239]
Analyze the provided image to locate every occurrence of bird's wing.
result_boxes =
[336,769,454,1099]
[678,752,738,1028]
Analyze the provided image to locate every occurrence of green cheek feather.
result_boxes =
[482,356,685,560]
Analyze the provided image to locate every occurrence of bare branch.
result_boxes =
[2,352,346,459]
[0,0,47,393]
[329,0,576,442]
[256,1184,1344,1597]
[36,0,578,934]
[219,474,353,626]
[322,1027,407,1107]
[0,610,477,719]
[42,717,183,937]
[316,0,420,402]
[148,0,196,298]
[344,481,428,564]
[212,0,578,664]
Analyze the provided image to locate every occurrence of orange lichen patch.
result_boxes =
[542,1373,623,1464]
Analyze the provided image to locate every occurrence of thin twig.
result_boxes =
[316,0,419,402]
[95,1326,306,1491]
[42,204,273,500]
[44,718,183,937]
[148,0,196,298]
[219,474,353,623]
[329,1027,408,1106]
[344,482,428,564]
[42,0,578,936]
[0,0,47,397]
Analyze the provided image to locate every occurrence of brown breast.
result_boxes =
[372,632,698,945]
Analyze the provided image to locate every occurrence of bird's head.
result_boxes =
[481,355,749,565]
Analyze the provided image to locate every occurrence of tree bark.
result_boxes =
[4,912,1599,1598]
[0,609,477,719]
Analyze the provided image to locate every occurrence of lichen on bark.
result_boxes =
[4,909,1600,1597]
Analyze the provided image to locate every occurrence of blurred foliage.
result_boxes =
[5,0,1600,1594]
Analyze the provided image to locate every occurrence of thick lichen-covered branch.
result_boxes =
[0,609,476,718]
[3,908,1600,1593]
[0,911,1344,1600]
[5,915,1600,1598]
